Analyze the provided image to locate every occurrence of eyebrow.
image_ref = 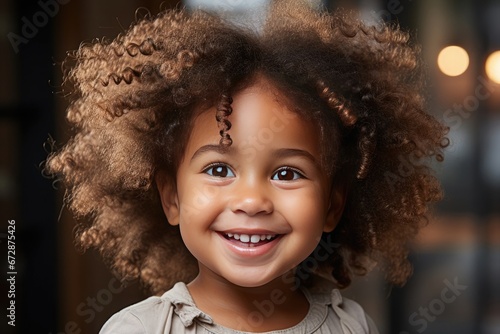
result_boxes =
[191,145,318,167]
[190,144,231,162]
[273,148,319,166]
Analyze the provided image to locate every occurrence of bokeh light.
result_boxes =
[437,45,470,76]
[485,50,500,84]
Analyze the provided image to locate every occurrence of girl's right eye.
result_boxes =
[203,164,235,178]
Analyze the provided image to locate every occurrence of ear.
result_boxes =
[323,185,346,233]
[156,172,180,226]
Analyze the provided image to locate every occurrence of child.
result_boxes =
[45,0,448,332]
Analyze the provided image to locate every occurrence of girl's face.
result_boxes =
[158,76,344,288]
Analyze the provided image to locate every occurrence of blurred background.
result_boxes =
[1,0,499,333]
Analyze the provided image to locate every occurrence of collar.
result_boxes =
[164,282,214,327]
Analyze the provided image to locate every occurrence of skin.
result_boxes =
[157,75,345,332]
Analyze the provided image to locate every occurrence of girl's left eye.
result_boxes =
[204,164,235,178]
[271,168,304,181]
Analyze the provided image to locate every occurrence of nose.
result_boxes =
[228,179,274,216]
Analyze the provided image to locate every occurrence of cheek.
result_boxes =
[278,188,328,230]
[177,184,227,249]
[177,173,221,219]
[277,191,328,262]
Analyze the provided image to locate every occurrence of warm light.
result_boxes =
[485,51,500,84]
[437,45,469,76]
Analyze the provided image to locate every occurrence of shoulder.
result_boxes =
[305,278,379,334]
[98,282,187,334]
[328,289,379,334]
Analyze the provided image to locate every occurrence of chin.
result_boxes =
[243,282,273,288]
[223,270,288,289]
[228,277,273,288]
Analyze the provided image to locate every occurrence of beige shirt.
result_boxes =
[100,282,379,334]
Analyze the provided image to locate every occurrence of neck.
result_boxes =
[187,265,309,332]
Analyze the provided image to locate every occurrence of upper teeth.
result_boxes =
[226,233,275,243]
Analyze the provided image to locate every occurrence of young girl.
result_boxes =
[45,0,448,332]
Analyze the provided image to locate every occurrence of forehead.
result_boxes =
[185,78,321,158]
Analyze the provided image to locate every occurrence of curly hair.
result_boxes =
[44,0,448,295]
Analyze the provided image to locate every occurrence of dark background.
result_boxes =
[1,0,499,333]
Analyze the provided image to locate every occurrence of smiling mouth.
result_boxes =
[221,233,280,246]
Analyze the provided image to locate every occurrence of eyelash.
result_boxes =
[203,163,235,178]
[271,167,305,181]
[202,163,305,181]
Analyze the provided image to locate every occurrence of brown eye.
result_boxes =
[272,168,302,181]
[204,164,235,178]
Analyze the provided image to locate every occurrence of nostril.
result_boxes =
[229,196,274,216]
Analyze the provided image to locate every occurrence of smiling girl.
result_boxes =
[45,0,448,333]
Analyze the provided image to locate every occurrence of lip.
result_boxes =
[217,228,279,235]
[216,232,283,258]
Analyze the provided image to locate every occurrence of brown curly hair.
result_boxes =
[44,0,448,295]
